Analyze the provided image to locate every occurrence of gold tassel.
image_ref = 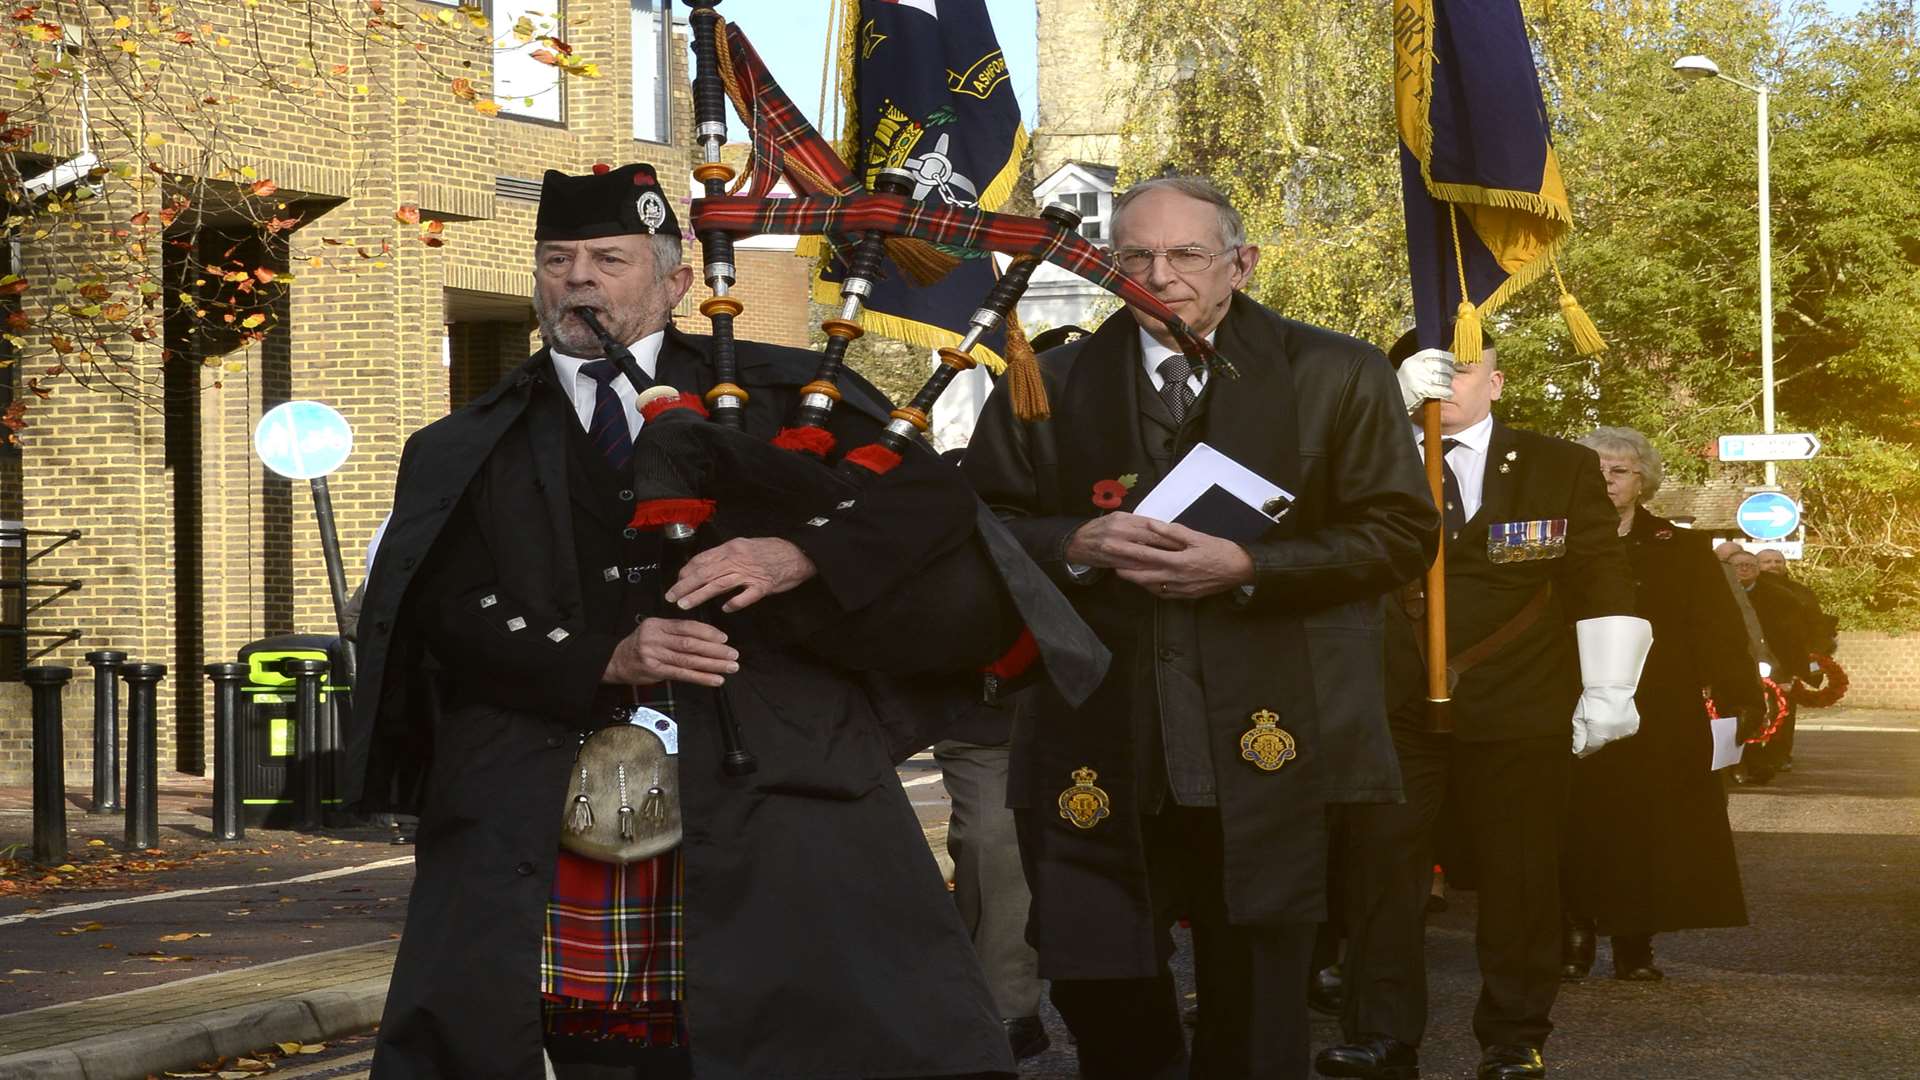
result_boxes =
[1003,309,1051,422]
[1554,260,1607,355]
[1451,301,1483,365]
[884,237,962,287]
[1446,204,1484,362]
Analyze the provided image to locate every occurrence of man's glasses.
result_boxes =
[1111,246,1235,275]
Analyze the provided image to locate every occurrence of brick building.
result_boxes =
[0,1,813,783]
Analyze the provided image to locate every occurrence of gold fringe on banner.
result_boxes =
[1002,308,1050,422]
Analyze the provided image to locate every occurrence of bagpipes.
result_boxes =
[600,1,1197,775]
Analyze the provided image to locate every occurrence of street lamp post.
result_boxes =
[1674,54,1778,488]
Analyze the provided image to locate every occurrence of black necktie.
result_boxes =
[1440,437,1466,538]
[580,359,635,471]
[1157,356,1196,424]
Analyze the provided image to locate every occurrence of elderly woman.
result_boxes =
[1561,427,1760,980]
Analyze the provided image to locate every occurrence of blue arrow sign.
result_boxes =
[1737,491,1801,541]
[254,400,353,480]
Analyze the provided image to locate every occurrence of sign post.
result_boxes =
[1718,432,1821,462]
[254,401,357,687]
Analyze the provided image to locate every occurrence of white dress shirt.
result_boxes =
[1139,328,1212,398]
[1413,412,1494,522]
[550,329,667,440]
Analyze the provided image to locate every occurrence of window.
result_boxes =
[1055,190,1107,244]
[495,0,565,123]
[631,0,671,143]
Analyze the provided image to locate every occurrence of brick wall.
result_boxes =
[1829,632,1920,711]
[0,7,817,784]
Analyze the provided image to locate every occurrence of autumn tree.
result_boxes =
[0,0,595,435]
[1105,0,1920,629]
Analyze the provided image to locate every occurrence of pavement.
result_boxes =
[0,705,1913,1078]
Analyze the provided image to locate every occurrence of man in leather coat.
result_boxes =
[962,175,1438,1080]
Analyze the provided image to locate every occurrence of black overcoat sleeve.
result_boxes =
[1235,352,1438,613]
[1679,529,1763,713]
[1554,445,1639,623]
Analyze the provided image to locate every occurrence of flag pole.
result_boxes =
[1422,398,1451,730]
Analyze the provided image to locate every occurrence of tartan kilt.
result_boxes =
[540,684,686,1048]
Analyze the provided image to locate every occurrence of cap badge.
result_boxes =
[636,190,668,234]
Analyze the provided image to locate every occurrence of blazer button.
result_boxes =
[619,489,635,501]
[437,496,451,509]
[1159,647,1181,661]
[515,861,536,877]
[545,734,563,749]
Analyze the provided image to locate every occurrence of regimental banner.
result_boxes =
[1393,0,1602,356]
[816,0,1028,370]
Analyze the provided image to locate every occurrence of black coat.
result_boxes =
[1384,419,1637,740]
[1748,575,1815,684]
[962,296,1437,976]
[1566,509,1756,934]
[344,327,1105,1079]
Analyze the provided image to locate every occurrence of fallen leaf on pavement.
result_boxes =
[6,968,42,974]
[158,932,211,942]
[56,922,106,936]
[86,839,106,847]
[275,1041,302,1054]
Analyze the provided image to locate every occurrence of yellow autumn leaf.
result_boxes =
[112,15,131,28]
[240,313,266,328]
[144,133,166,148]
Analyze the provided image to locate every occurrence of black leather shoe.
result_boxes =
[1004,1016,1049,1060]
[1309,962,1345,1016]
[1477,1044,1545,1079]
[1314,1036,1419,1079]
[1561,917,1595,981]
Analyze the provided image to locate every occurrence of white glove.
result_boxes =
[1396,347,1457,411]
[1570,615,1654,757]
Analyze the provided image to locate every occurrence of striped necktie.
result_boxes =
[580,359,635,472]
[1157,356,1196,424]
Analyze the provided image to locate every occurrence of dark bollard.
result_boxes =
[275,657,330,831]
[204,663,248,841]
[121,663,166,850]
[24,665,73,866]
[84,650,127,813]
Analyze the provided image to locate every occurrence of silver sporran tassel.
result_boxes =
[568,766,594,833]
[616,763,637,840]
[640,762,666,824]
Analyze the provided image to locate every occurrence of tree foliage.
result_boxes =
[1105,0,1920,629]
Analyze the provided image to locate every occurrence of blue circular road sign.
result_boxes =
[254,400,353,480]
[1737,491,1801,542]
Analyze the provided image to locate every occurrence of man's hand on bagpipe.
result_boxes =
[666,537,818,614]
[603,617,740,689]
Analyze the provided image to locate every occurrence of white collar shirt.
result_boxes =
[1138,328,1213,399]
[549,329,666,441]
[1412,412,1495,522]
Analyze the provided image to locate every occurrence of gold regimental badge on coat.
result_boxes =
[1057,766,1112,830]
[1239,708,1298,772]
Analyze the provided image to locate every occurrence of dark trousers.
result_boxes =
[1334,715,1569,1050]
[1049,806,1318,1080]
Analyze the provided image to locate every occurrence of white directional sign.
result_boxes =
[1718,432,1821,462]
[1737,491,1801,541]
[254,400,353,480]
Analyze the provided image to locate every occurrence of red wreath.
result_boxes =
[1705,676,1792,746]
[1790,653,1849,708]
